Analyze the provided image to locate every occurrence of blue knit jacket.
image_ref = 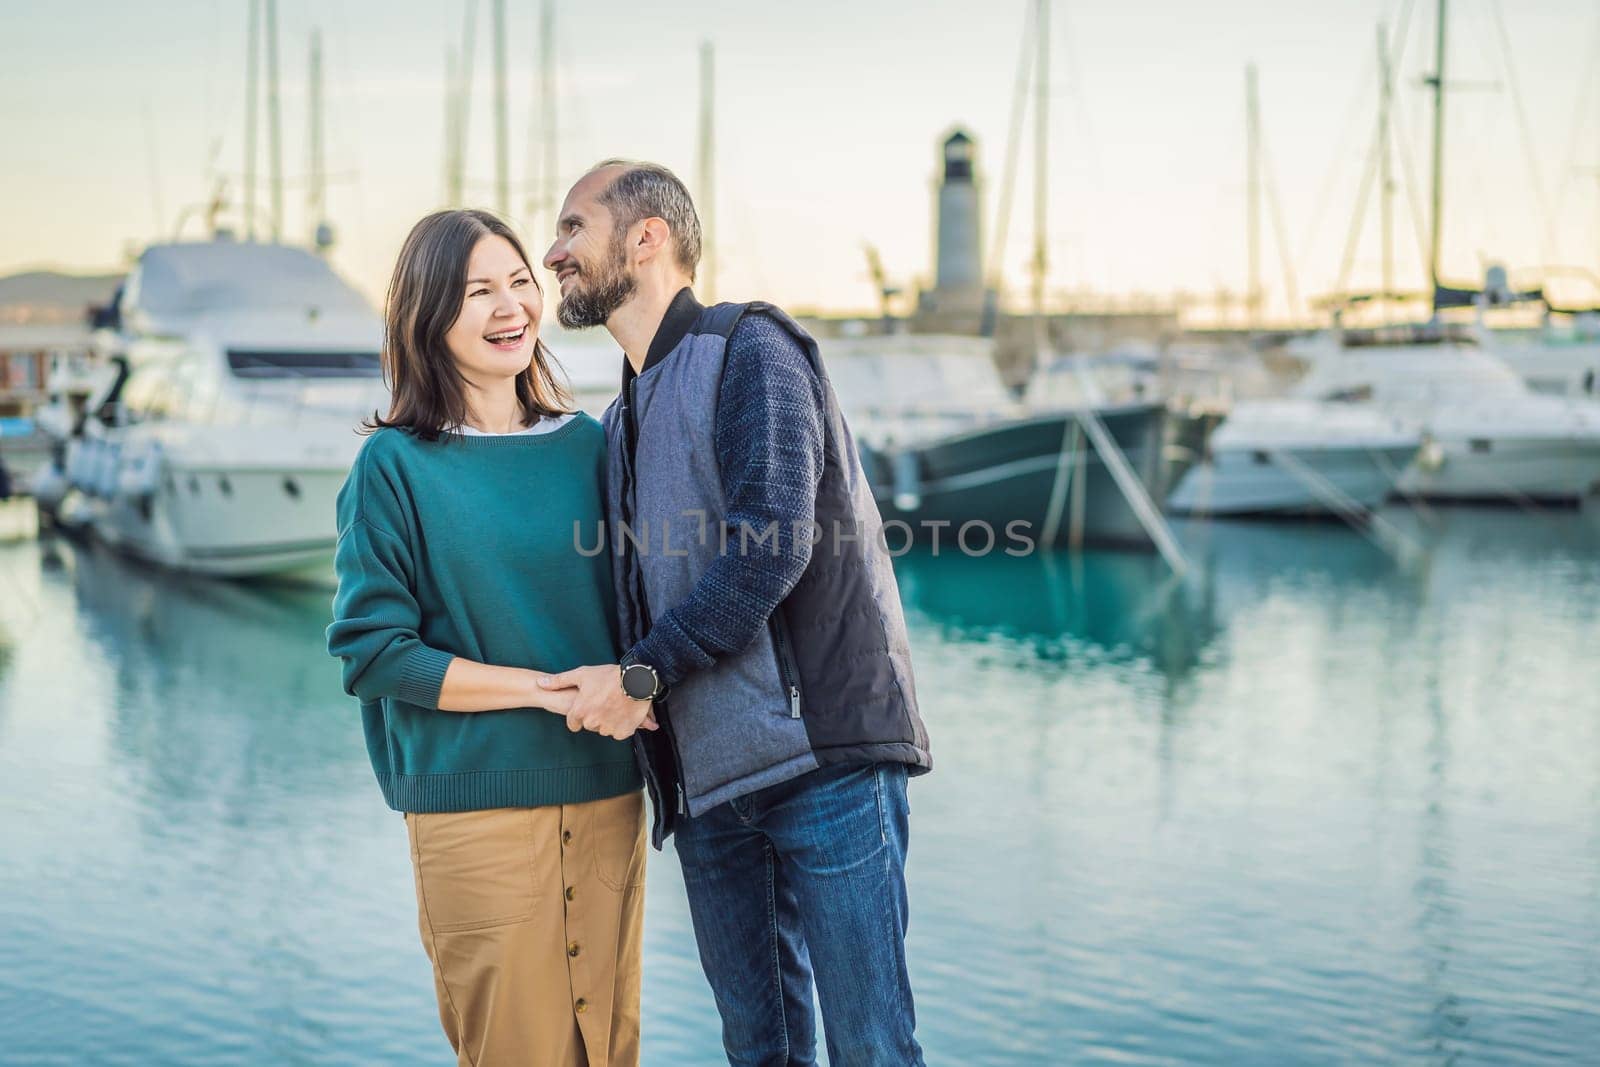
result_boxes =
[620,292,825,686]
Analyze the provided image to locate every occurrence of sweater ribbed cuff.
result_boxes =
[398,645,456,708]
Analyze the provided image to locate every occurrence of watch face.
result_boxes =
[622,664,656,700]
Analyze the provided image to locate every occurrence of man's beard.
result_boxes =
[556,240,637,329]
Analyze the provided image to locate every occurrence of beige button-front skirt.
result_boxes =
[404,789,647,1066]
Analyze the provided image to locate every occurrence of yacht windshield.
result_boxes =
[226,349,382,379]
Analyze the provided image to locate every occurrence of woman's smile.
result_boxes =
[483,323,529,351]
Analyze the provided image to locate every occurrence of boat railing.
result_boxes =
[1341,321,1477,348]
[845,403,1021,439]
[215,377,375,430]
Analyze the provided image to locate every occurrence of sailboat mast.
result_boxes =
[1379,23,1394,304]
[443,48,458,205]
[492,0,509,217]
[540,0,556,233]
[1427,0,1448,293]
[308,29,327,249]
[1246,63,1261,330]
[1031,0,1050,356]
[698,40,717,302]
[265,0,283,242]
[450,0,479,208]
[244,0,259,239]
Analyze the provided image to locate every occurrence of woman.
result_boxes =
[326,209,650,1067]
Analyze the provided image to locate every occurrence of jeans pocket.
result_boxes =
[593,790,648,892]
[409,808,541,932]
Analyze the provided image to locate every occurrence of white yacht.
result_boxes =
[1286,329,1600,503]
[41,238,386,582]
[1486,316,1600,399]
[1165,398,1421,517]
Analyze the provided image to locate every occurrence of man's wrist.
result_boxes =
[622,640,675,695]
[619,661,664,701]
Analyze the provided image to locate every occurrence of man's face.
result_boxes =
[543,170,637,329]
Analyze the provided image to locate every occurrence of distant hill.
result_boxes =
[0,270,123,324]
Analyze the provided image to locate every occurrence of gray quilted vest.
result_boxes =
[602,302,929,824]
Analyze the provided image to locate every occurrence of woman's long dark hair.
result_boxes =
[363,209,571,439]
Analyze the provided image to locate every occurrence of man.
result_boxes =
[538,160,932,1066]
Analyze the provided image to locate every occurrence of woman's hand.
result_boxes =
[532,682,577,717]
[437,659,590,715]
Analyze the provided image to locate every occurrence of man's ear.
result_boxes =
[633,217,672,264]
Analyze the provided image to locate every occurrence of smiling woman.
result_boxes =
[365,209,571,440]
[328,208,649,1065]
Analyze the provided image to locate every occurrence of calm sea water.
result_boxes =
[2,507,1598,1065]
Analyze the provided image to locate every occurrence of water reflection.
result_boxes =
[1,535,440,1066]
[891,514,1427,689]
[1177,515,1399,581]
[1416,689,1468,1065]
[895,510,1600,1063]
[2,510,1598,1064]
[1398,500,1600,557]
[56,538,364,821]
[893,546,1220,683]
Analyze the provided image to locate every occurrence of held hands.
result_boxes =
[537,664,659,741]
[531,684,578,717]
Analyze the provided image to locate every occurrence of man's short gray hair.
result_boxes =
[589,159,702,278]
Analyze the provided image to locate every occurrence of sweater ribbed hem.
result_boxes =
[376,760,643,813]
[397,646,455,708]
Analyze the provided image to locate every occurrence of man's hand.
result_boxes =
[537,664,659,740]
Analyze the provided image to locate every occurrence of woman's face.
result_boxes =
[444,234,543,389]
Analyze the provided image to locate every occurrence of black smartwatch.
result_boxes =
[620,662,663,701]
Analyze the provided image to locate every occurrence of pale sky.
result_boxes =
[3,1,1599,322]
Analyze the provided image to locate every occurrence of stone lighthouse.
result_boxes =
[936,129,981,291]
[917,128,987,334]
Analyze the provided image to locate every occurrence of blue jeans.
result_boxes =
[673,762,924,1067]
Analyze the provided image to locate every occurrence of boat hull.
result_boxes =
[1396,435,1600,503]
[87,462,345,583]
[1167,443,1416,516]
[857,402,1169,549]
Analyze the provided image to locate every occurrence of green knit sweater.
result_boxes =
[326,417,641,812]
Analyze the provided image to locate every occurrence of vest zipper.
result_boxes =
[769,610,804,719]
